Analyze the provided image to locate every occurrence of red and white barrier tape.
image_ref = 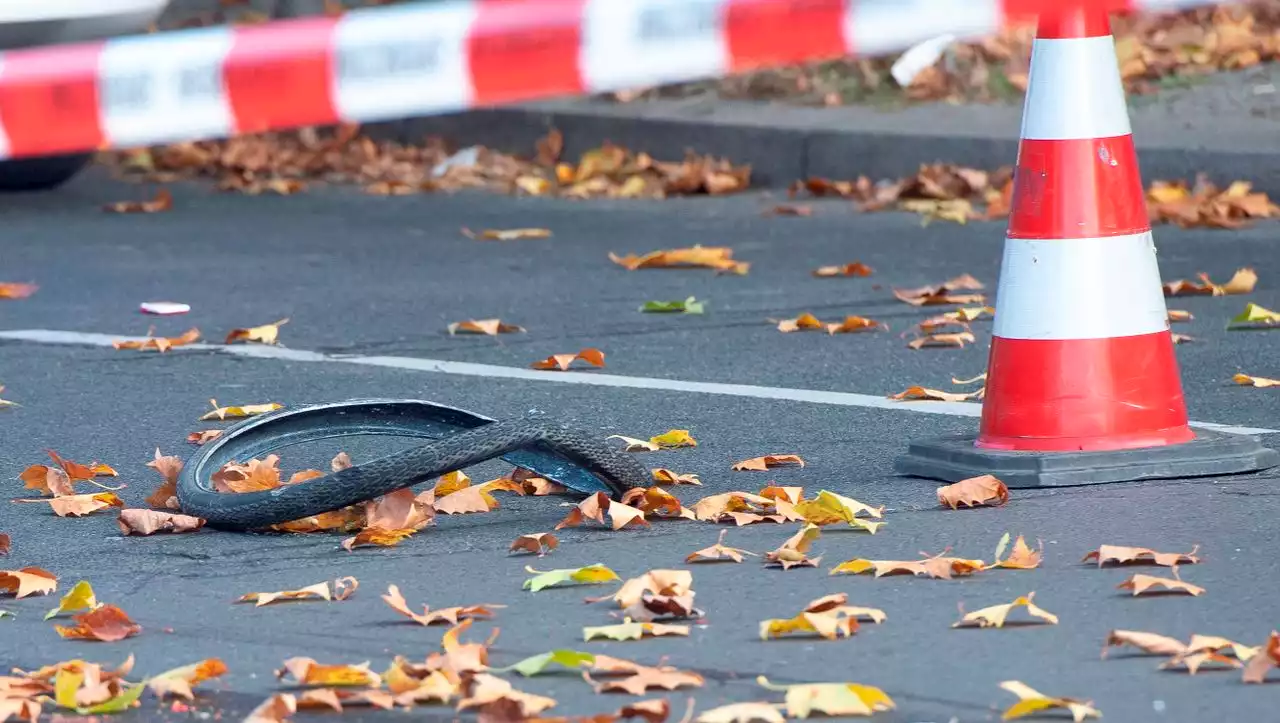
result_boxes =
[0,0,1229,160]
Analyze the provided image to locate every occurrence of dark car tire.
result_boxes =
[0,152,93,192]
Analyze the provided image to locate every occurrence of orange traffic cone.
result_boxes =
[895,8,1278,487]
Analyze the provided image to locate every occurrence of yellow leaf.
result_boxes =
[1229,302,1280,328]
[1234,373,1280,388]
[650,429,696,448]
[461,227,551,241]
[792,491,885,533]
[45,580,98,620]
[199,399,283,421]
[610,435,661,452]
[758,676,895,718]
[277,658,381,688]
[1000,680,1101,721]
[988,535,1043,570]
[523,564,621,592]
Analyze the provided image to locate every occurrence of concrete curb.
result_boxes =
[373,95,1280,196]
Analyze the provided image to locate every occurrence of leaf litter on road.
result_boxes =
[236,577,358,607]
[1229,302,1280,329]
[686,530,758,563]
[531,348,607,371]
[199,399,283,421]
[999,680,1100,722]
[1233,373,1280,388]
[759,593,884,641]
[111,327,201,353]
[757,675,896,717]
[937,474,1010,509]
[510,533,559,556]
[1082,545,1200,567]
[225,318,289,345]
[448,319,527,336]
[953,592,1059,629]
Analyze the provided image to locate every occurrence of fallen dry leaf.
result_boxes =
[117,509,205,536]
[54,604,141,641]
[342,527,416,550]
[584,618,690,642]
[14,492,125,517]
[685,530,757,563]
[0,533,8,556]
[458,673,557,720]
[1243,631,1280,684]
[758,675,896,718]
[889,385,983,403]
[1149,176,1279,229]
[620,486,696,521]
[894,274,986,306]
[1168,309,1194,323]
[531,348,606,371]
[610,246,749,275]
[244,693,296,722]
[186,429,223,445]
[775,312,824,333]
[432,475,523,515]
[225,318,289,345]
[212,454,283,493]
[382,584,503,626]
[953,592,1058,628]
[831,553,986,580]
[237,578,355,607]
[589,668,704,695]
[461,227,552,241]
[651,468,701,486]
[103,188,173,214]
[111,327,200,353]
[147,659,228,701]
[1102,629,1190,659]
[1163,267,1258,296]
[731,455,805,472]
[651,430,697,449]
[827,316,887,334]
[1233,373,1280,388]
[908,330,977,349]
[696,702,786,723]
[448,319,527,336]
[999,680,1100,722]
[937,474,1009,509]
[0,567,57,598]
[988,535,1042,570]
[764,204,812,217]
[765,524,823,570]
[144,448,183,509]
[557,492,650,531]
[791,490,884,532]
[510,532,559,556]
[0,282,38,299]
[611,435,661,452]
[814,262,873,278]
[1117,573,1205,597]
[199,399,283,421]
[759,592,884,641]
[277,658,381,688]
[1082,545,1200,567]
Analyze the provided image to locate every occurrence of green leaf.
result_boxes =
[0,610,13,620]
[492,650,597,677]
[45,580,97,620]
[640,297,705,314]
[78,683,146,715]
[993,532,1012,563]
[522,563,620,592]
[1228,302,1280,328]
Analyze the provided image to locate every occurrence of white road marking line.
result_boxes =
[3,328,1275,437]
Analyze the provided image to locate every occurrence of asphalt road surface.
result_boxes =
[1,167,1278,723]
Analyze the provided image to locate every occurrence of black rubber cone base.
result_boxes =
[894,428,1280,488]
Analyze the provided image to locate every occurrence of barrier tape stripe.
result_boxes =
[0,0,1230,160]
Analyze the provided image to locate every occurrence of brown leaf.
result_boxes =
[685,530,758,563]
[459,673,557,720]
[556,492,650,531]
[894,274,986,306]
[226,318,289,345]
[237,581,333,607]
[1101,630,1189,658]
[244,693,296,723]
[530,348,606,371]
[731,455,805,472]
[1117,573,1205,596]
[952,592,1058,628]
[989,535,1042,570]
[0,566,57,597]
[0,282,38,299]
[341,527,416,551]
[1163,267,1258,296]
[55,604,142,641]
[937,475,1009,509]
[589,668,705,695]
[813,262,873,278]
[609,246,749,275]
[908,331,977,349]
[830,553,986,579]
[14,491,126,517]
[111,327,201,353]
[1233,373,1280,388]
[213,454,282,493]
[826,316,887,334]
[277,658,382,688]
[890,385,983,403]
[510,533,559,556]
[619,486,696,520]
[764,204,812,217]
[146,448,183,509]
[1242,631,1280,684]
[0,533,8,556]
[1082,545,1200,567]
[381,584,504,626]
[117,509,205,536]
[775,312,824,333]
[186,429,224,445]
[103,188,173,213]
[364,488,435,531]
[448,319,527,336]
[651,468,701,486]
